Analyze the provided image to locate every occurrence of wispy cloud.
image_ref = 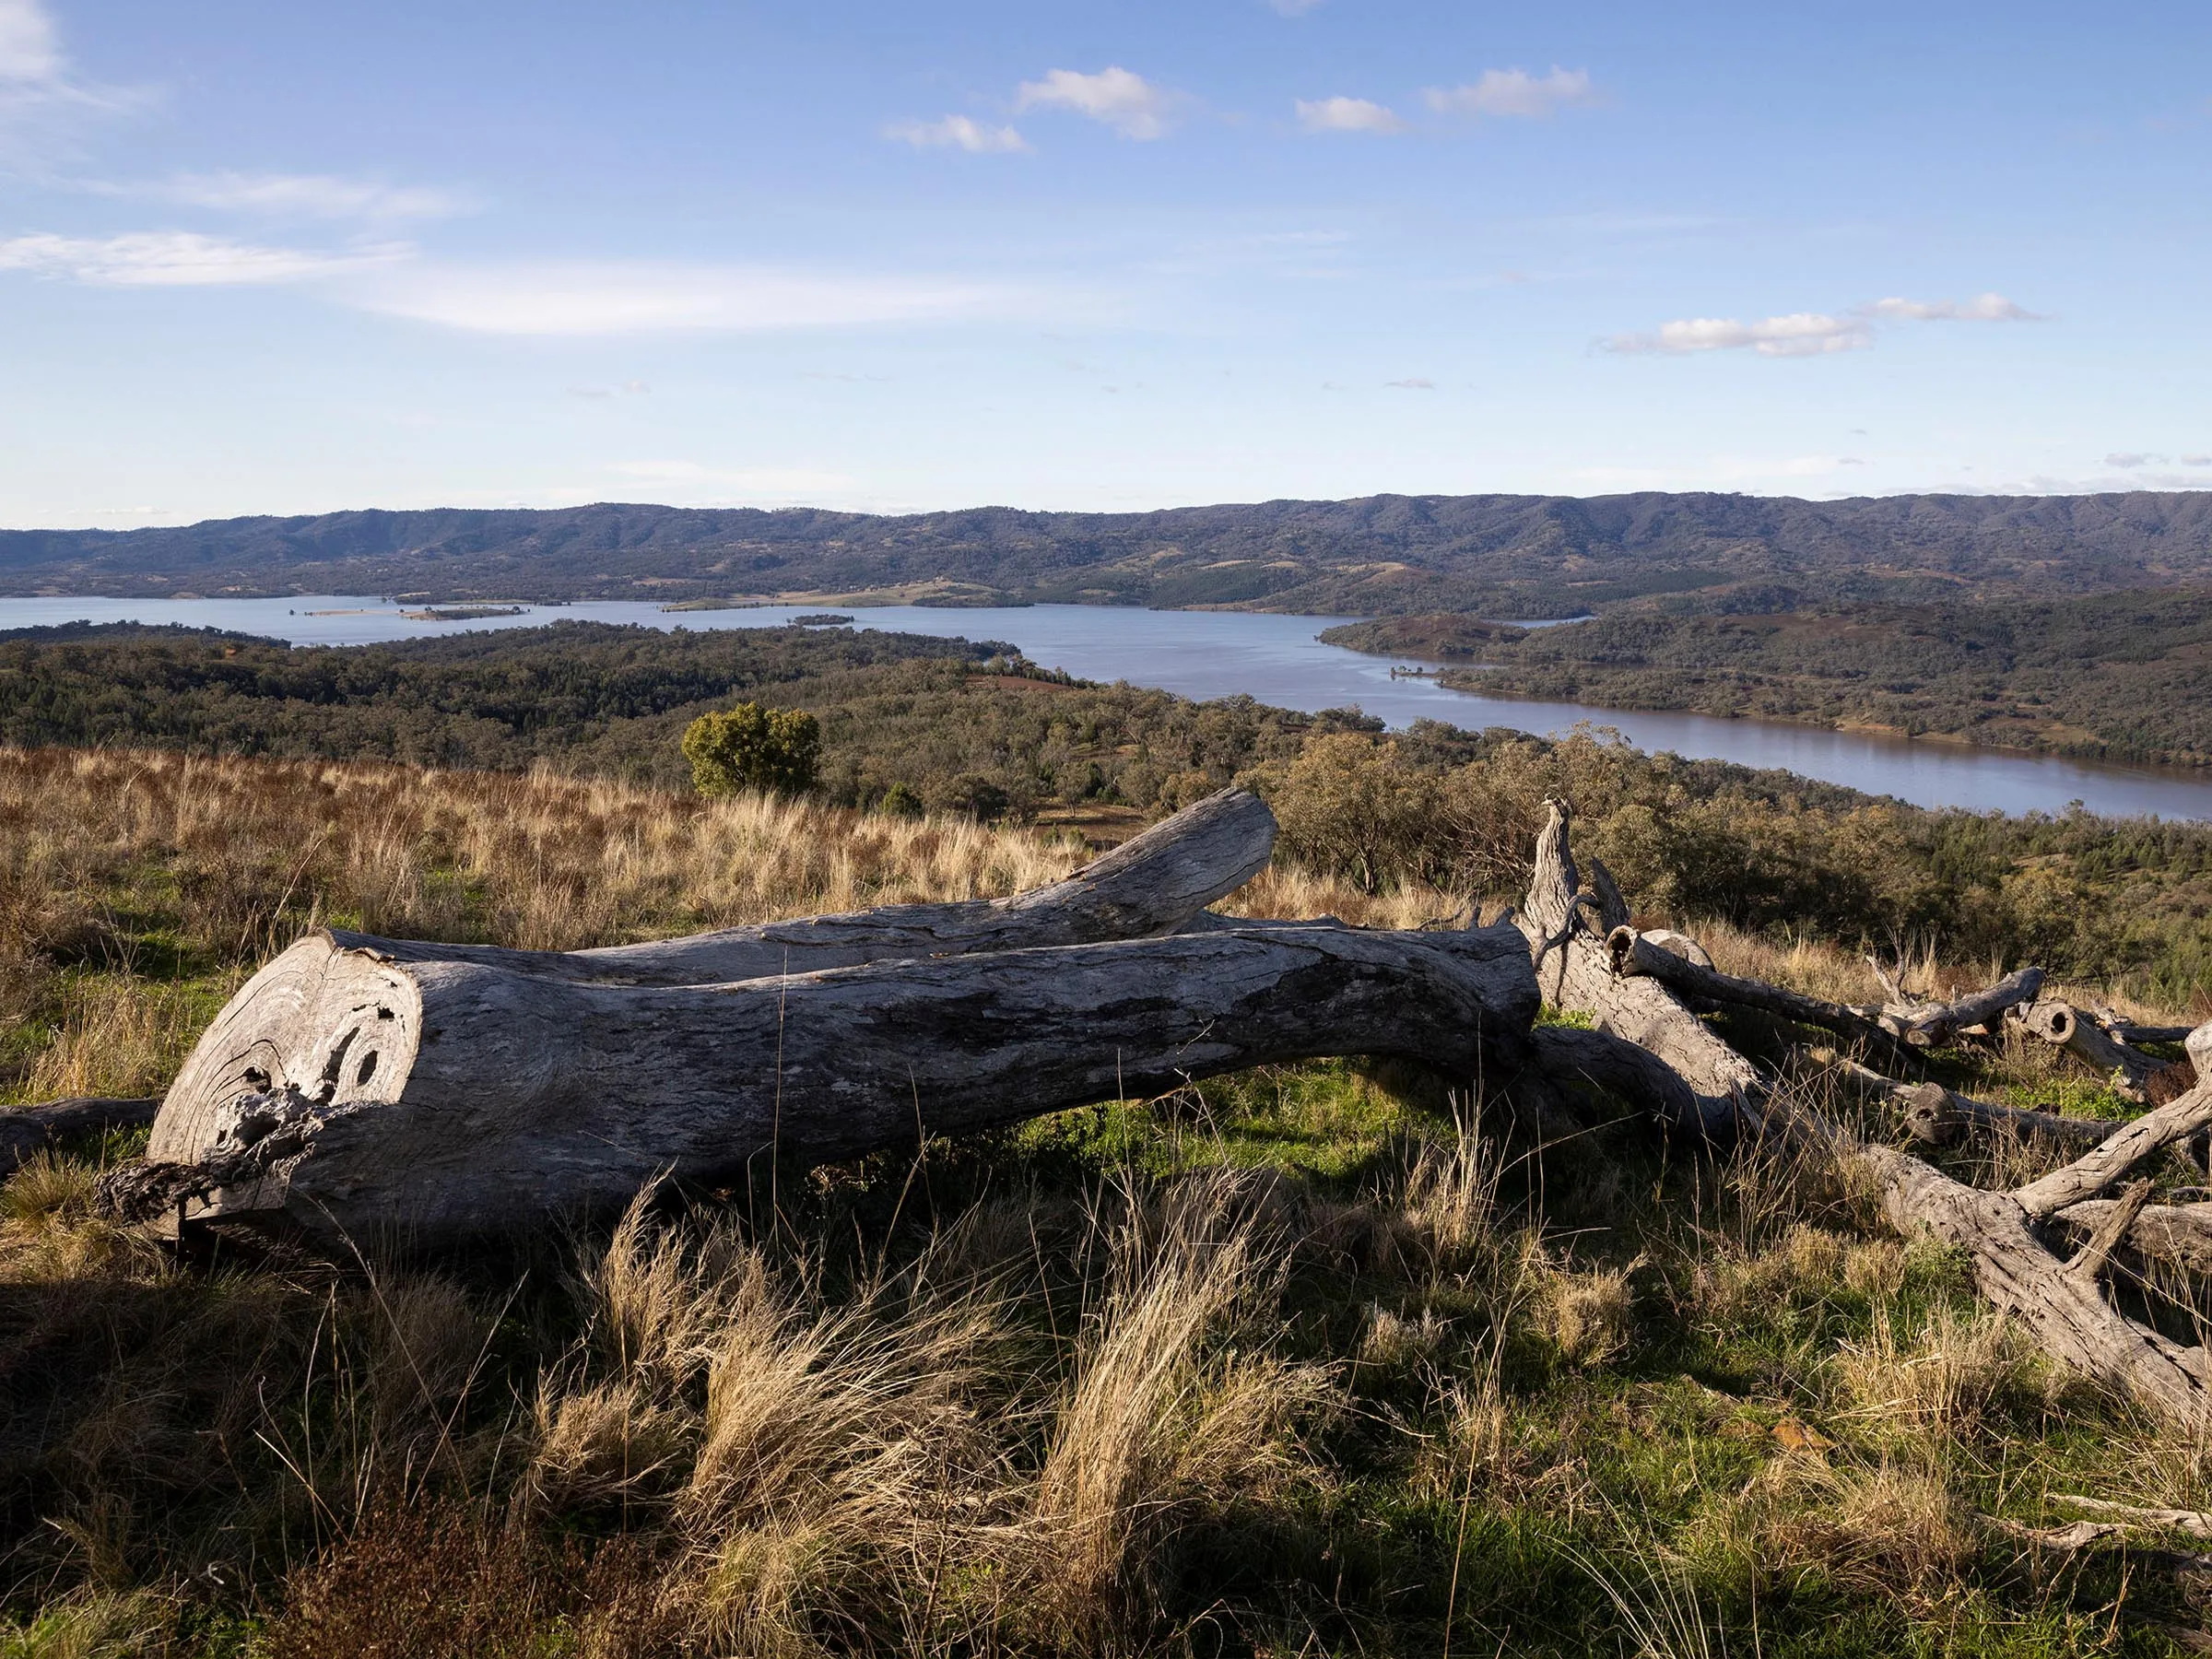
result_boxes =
[2185,454,2212,467]
[354,262,1013,335]
[0,0,59,80]
[2105,452,2163,467]
[883,114,1028,153]
[0,229,405,286]
[1295,96,1406,135]
[0,0,140,165]
[1604,293,2043,359]
[153,171,474,220]
[1425,67,1596,120]
[1384,377,1435,389]
[1017,67,1180,140]
[1865,292,2042,322]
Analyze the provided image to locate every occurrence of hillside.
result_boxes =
[7,489,2212,615]
[1324,590,2212,770]
[7,747,2212,1654]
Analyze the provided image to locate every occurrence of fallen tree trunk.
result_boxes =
[1607,925,1911,1065]
[118,920,1538,1246]
[1525,800,2212,1430]
[1516,801,1758,1139]
[2018,999,2163,1098]
[2052,1199,2212,1278]
[1880,967,2046,1048]
[0,1096,159,1171]
[326,785,1277,985]
[1812,1052,2116,1149]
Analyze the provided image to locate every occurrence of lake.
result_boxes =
[6,592,2209,821]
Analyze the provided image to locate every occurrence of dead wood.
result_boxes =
[2052,1199,2212,1277]
[2019,998,2163,1098]
[119,920,1537,1246]
[1879,967,2047,1048]
[1608,925,1911,1064]
[1812,1051,2116,1149]
[325,785,1277,985]
[1515,800,1757,1139]
[1530,800,2212,1430]
[0,1096,160,1170]
[2051,1495,2212,1542]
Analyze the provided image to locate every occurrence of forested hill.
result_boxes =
[8,489,2212,616]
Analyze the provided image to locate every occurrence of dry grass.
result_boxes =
[1834,1302,2037,1443]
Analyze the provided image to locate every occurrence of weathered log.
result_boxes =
[122,920,1538,1245]
[2050,1495,2212,1542]
[1881,967,2046,1048]
[1851,1142,2212,1427]
[0,1096,160,1170]
[324,785,1277,985]
[2011,1043,2212,1218]
[2019,998,2162,1096]
[2052,1199,2212,1277]
[2095,1014,2197,1047]
[1529,1025,1702,1129]
[1515,801,1757,1139]
[1608,925,1911,1064]
[1526,803,2212,1428]
[1812,1051,2116,1149]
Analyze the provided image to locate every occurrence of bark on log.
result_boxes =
[1881,967,2046,1048]
[1852,1142,2212,1427]
[1812,1052,2116,1150]
[0,1097,159,1170]
[1608,926,1910,1065]
[324,786,1277,985]
[122,920,1537,1245]
[1521,803,2212,1428]
[2052,1199,2212,1277]
[1516,801,1758,1139]
[2020,999,2162,1096]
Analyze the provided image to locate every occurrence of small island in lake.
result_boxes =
[400,605,527,621]
[791,612,854,626]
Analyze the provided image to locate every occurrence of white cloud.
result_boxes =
[2104,452,2162,468]
[883,114,1029,153]
[1606,293,2044,359]
[1017,67,1179,140]
[0,229,405,286]
[1865,292,2042,322]
[1384,377,1435,389]
[157,171,473,220]
[355,262,1011,335]
[1425,67,1595,120]
[0,0,139,166]
[1606,312,1871,359]
[1295,96,1406,135]
[0,0,59,81]
[2184,454,2212,466]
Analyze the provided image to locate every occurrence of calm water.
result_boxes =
[7,593,2209,821]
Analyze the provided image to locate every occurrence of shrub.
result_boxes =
[680,703,821,799]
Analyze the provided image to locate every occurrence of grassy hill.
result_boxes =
[9,488,2212,616]
[5,746,2212,1655]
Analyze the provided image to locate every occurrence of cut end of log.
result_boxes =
[148,931,422,1171]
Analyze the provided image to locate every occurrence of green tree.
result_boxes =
[680,702,821,798]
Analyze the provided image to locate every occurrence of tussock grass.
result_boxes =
[1,746,2206,1653]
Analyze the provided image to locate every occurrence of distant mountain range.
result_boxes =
[7,490,2211,617]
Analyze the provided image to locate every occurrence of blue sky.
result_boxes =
[1,0,2206,527]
